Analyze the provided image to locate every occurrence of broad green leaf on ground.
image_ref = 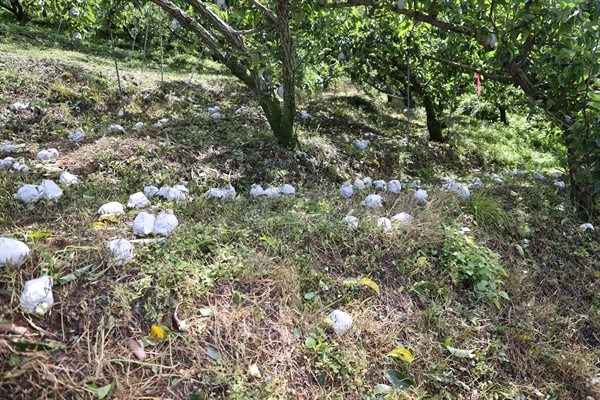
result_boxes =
[383,369,415,389]
[8,340,60,351]
[373,384,391,394]
[305,336,316,349]
[207,347,222,361]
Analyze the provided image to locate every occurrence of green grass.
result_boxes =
[0,20,599,400]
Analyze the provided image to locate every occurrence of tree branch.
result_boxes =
[509,35,535,75]
[320,0,475,36]
[249,0,278,23]
[422,54,513,83]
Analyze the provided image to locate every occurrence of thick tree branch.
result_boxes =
[232,24,266,35]
[249,0,278,23]
[509,35,535,75]
[150,0,255,88]
[187,0,249,51]
[422,54,513,83]
[320,0,475,36]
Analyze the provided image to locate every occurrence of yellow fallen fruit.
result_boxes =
[150,325,166,340]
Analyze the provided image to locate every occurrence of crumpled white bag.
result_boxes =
[551,172,561,179]
[340,183,353,198]
[533,172,546,180]
[12,161,30,172]
[354,139,370,150]
[127,192,150,209]
[363,177,372,187]
[206,185,236,199]
[344,216,359,228]
[250,185,264,197]
[69,131,85,142]
[458,185,470,199]
[391,212,413,225]
[108,124,124,132]
[414,189,428,202]
[144,185,159,198]
[133,212,156,237]
[173,184,189,194]
[171,18,181,30]
[493,175,504,184]
[154,211,179,236]
[135,122,144,129]
[106,238,134,266]
[1,144,19,153]
[326,310,353,336]
[36,148,59,161]
[301,112,312,121]
[73,32,83,40]
[20,275,53,314]
[281,184,296,195]
[472,178,484,189]
[208,106,220,114]
[517,170,525,176]
[580,223,594,232]
[0,157,15,169]
[410,180,420,188]
[364,194,382,208]
[98,202,124,216]
[374,180,387,190]
[353,179,365,190]
[11,103,27,111]
[554,180,565,189]
[377,217,392,232]
[0,237,30,267]
[60,171,78,185]
[262,187,280,198]
[210,112,222,120]
[15,184,41,204]
[39,180,63,200]
[157,186,186,201]
[388,180,402,194]
[154,118,168,127]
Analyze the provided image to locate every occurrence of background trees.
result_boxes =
[1,0,598,212]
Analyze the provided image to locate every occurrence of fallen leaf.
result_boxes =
[359,277,380,295]
[26,231,53,241]
[342,278,359,286]
[99,214,119,223]
[248,363,262,378]
[0,323,29,335]
[207,347,222,361]
[387,348,413,363]
[91,222,106,228]
[383,369,415,389]
[149,325,166,340]
[446,346,475,358]
[126,338,146,361]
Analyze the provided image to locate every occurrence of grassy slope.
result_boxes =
[0,23,599,400]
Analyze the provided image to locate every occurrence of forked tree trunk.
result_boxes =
[150,0,298,149]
